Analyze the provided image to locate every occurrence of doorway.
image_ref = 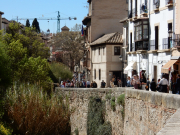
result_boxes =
[112,71,121,85]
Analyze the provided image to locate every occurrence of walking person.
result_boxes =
[175,74,180,94]
[131,75,140,89]
[150,79,156,92]
[118,79,122,87]
[159,74,169,93]
[126,76,131,87]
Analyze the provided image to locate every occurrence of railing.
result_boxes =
[153,0,160,10]
[135,41,148,51]
[165,0,173,5]
[128,10,132,18]
[130,43,135,52]
[150,40,155,50]
[162,38,170,49]
[132,8,137,18]
[140,4,148,14]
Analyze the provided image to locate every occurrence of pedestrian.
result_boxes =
[145,78,150,91]
[101,80,106,88]
[131,75,140,89]
[118,79,122,87]
[156,79,161,91]
[126,76,131,87]
[175,74,180,94]
[159,74,169,93]
[86,80,90,88]
[93,81,97,88]
[150,79,156,91]
[70,81,74,88]
[90,81,93,88]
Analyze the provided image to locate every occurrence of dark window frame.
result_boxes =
[99,69,101,80]
[103,47,105,55]
[114,46,121,55]
[94,69,96,79]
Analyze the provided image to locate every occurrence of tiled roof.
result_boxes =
[90,32,123,46]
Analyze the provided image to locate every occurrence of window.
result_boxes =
[114,46,120,55]
[130,33,132,51]
[99,47,100,55]
[155,26,159,50]
[103,47,105,55]
[94,48,96,55]
[94,69,96,79]
[99,69,101,80]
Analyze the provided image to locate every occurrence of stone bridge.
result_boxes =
[55,87,180,135]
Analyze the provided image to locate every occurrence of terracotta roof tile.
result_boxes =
[90,32,123,46]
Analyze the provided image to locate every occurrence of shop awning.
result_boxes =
[161,60,178,73]
[124,62,137,74]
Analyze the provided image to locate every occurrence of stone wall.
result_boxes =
[55,87,180,135]
[55,87,125,135]
[124,89,180,135]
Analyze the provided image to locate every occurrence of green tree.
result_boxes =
[0,42,12,88]
[0,22,51,90]
[32,18,40,33]
[25,19,30,27]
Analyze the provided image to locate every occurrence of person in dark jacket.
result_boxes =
[176,74,180,94]
[150,79,156,91]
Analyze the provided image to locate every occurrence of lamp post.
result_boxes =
[119,55,125,87]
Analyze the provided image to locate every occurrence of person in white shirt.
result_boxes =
[86,80,90,88]
[159,74,169,93]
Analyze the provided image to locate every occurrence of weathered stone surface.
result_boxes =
[55,88,125,135]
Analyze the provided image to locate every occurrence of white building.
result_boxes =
[121,0,174,82]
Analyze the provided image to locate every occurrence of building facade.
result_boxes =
[122,0,174,83]
[82,0,128,84]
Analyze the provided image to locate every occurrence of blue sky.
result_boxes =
[0,0,88,33]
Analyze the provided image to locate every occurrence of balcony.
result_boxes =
[135,41,148,51]
[130,43,135,52]
[150,40,155,50]
[162,38,170,49]
[132,8,138,19]
[153,0,160,12]
[140,4,148,16]
[165,0,173,7]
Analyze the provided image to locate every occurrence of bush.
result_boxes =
[117,94,125,106]
[49,62,73,83]
[74,128,79,135]
[105,94,111,100]
[3,84,72,135]
[110,97,116,111]
[0,124,12,135]
[87,96,112,135]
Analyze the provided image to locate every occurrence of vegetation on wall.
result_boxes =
[74,128,79,135]
[111,96,116,111]
[87,96,112,135]
[117,94,125,119]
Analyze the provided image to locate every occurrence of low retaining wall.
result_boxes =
[55,87,180,135]
[124,89,180,135]
[55,87,125,135]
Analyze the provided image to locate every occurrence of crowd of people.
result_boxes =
[127,73,180,94]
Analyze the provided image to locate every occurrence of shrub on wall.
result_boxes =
[111,96,116,111]
[87,96,112,135]
[117,94,125,119]
[0,124,12,135]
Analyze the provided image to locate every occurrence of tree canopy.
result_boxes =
[32,18,40,33]
[0,22,51,89]
[25,19,30,27]
[53,30,84,71]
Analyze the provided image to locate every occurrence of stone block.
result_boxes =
[173,95,180,109]
[165,94,174,109]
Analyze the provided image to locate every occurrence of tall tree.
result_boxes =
[26,19,30,27]
[53,30,84,71]
[32,18,40,33]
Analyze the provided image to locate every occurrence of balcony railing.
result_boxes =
[135,41,148,51]
[140,4,148,14]
[150,40,155,50]
[128,10,132,18]
[132,8,137,18]
[162,38,170,49]
[130,43,135,52]
[165,0,173,5]
[153,0,160,10]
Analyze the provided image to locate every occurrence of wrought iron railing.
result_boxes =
[150,40,155,50]
[153,0,160,10]
[132,8,137,18]
[162,38,170,49]
[165,0,173,5]
[140,4,148,14]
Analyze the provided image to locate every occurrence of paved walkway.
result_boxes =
[157,109,180,135]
